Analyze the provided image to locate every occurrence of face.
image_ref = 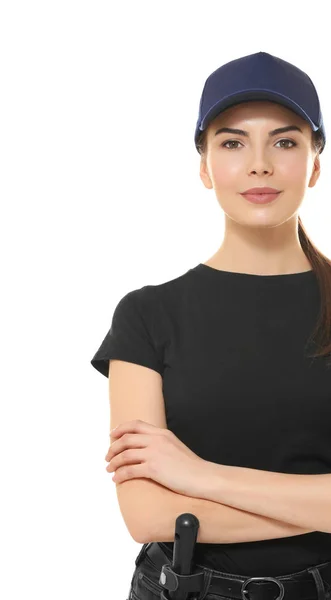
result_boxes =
[200,101,320,229]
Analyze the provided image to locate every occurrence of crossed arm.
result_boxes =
[136,478,313,544]
[135,466,331,543]
[198,463,331,534]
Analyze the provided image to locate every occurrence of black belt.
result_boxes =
[141,541,331,600]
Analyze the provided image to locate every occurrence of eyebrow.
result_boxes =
[214,125,303,137]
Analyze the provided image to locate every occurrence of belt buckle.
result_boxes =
[241,576,285,600]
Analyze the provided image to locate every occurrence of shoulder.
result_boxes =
[117,267,195,312]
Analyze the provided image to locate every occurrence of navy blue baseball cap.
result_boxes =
[194,51,326,154]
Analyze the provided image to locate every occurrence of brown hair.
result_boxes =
[196,126,331,368]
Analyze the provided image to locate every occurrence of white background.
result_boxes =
[2,1,331,599]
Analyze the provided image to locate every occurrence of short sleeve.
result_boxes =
[90,288,164,378]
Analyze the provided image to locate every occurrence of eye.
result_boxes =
[275,139,297,149]
[221,140,242,149]
[221,138,298,150]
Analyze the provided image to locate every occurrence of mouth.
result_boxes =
[240,191,282,204]
[241,187,281,194]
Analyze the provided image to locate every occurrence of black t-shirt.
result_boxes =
[91,263,331,576]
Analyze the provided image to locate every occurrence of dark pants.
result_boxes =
[127,542,331,600]
[127,543,163,600]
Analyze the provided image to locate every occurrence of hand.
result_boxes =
[105,419,209,498]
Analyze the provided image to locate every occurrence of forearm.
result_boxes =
[141,486,314,544]
[201,463,331,533]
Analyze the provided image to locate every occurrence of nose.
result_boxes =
[250,167,270,175]
[247,150,273,176]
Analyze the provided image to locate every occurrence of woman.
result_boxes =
[91,52,331,599]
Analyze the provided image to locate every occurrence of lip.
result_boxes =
[241,187,281,194]
[241,191,281,204]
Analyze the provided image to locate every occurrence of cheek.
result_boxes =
[209,158,241,189]
[277,159,309,188]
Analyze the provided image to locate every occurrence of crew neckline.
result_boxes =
[192,263,315,281]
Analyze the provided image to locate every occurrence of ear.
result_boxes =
[308,153,321,188]
[199,156,213,190]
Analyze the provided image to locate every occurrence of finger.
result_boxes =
[106,432,149,462]
[105,437,122,460]
[106,448,144,472]
[110,419,158,441]
[112,462,147,484]
[110,421,136,440]
[105,447,113,461]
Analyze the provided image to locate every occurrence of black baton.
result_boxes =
[160,512,200,600]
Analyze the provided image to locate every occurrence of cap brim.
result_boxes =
[195,89,320,145]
